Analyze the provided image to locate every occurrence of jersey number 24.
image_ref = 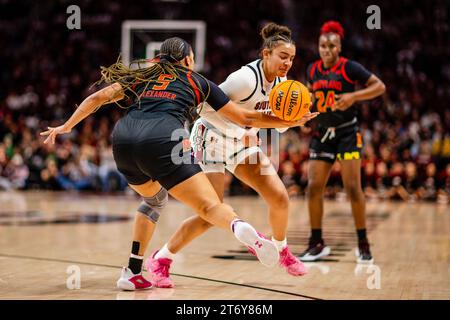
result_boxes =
[315,91,335,113]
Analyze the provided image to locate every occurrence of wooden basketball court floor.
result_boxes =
[0,191,448,300]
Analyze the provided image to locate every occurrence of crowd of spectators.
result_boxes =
[1,0,449,203]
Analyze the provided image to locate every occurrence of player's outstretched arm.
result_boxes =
[40,83,124,144]
[217,101,318,128]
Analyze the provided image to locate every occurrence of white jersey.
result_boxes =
[198,59,287,139]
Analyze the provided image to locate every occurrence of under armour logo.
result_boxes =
[255,241,262,248]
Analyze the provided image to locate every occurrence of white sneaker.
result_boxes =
[116,267,153,291]
[234,222,279,268]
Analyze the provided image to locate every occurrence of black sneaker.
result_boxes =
[298,239,331,262]
[355,240,374,264]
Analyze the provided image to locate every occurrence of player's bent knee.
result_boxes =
[137,187,168,223]
[199,202,234,220]
[269,189,289,210]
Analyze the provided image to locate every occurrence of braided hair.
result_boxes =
[94,37,210,118]
[159,37,192,62]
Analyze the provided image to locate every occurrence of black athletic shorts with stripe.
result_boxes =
[309,123,363,163]
[112,112,201,190]
[111,62,230,190]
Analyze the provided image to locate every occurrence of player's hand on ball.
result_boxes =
[291,111,319,127]
[40,125,71,145]
[334,93,355,110]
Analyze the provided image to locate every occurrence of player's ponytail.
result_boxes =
[94,37,208,119]
[260,22,295,51]
[96,37,193,98]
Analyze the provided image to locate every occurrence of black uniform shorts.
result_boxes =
[309,124,363,163]
[112,113,201,190]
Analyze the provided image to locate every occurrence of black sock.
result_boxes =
[311,229,322,242]
[357,229,367,242]
[128,257,143,274]
[128,241,142,274]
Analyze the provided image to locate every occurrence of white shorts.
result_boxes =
[190,119,262,174]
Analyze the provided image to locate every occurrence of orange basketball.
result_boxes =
[269,80,311,121]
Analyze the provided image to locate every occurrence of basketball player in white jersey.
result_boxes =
[147,23,312,288]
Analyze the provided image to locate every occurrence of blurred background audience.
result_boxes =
[1,0,448,204]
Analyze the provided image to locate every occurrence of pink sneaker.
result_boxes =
[248,240,307,276]
[145,250,174,288]
[116,267,153,291]
[279,246,307,276]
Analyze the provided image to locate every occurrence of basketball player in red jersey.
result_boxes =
[299,21,385,263]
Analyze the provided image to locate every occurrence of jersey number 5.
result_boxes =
[315,91,335,113]
[152,74,174,90]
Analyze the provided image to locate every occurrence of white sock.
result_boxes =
[272,237,287,252]
[154,243,175,260]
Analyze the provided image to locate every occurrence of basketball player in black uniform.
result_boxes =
[299,21,385,264]
[41,37,316,290]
